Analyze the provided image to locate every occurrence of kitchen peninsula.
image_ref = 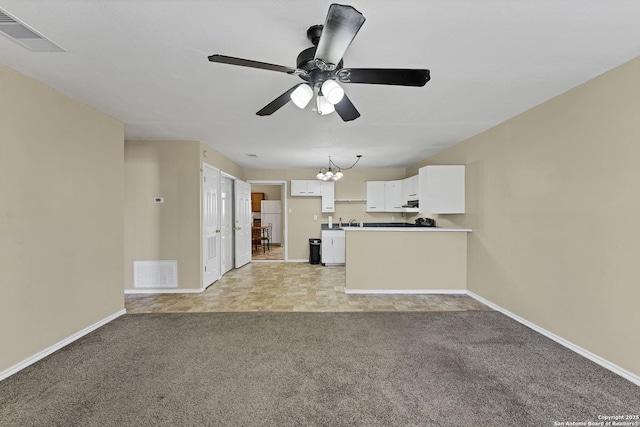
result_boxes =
[341,225,471,293]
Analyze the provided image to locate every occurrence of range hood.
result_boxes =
[401,200,419,212]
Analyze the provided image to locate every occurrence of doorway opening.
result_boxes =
[249,180,287,261]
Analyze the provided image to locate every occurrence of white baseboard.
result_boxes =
[0,309,126,382]
[345,288,467,295]
[286,259,309,263]
[466,291,640,387]
[124,288,204,294]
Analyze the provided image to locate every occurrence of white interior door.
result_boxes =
[234,179,252,268]
[202,163,220,288]
[220,176,234,275]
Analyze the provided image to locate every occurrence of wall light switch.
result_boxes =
[313,214,318,221]
[289,208,292,213]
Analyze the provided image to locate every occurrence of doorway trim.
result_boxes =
[247,180,288,261]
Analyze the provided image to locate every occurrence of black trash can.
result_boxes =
[309,238,321,264]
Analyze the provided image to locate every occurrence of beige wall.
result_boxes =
[200,142,244,180]
[124,140,201,290]
[409,56,640,377]
[124,141,244,291]
[0,64,125,373]
[345,230,467,291]
[245,168,408,260]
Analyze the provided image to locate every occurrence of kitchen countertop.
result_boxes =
[321,223,471,232]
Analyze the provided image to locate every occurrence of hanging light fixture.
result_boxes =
[290,84,313,108]
[316,155,362,181]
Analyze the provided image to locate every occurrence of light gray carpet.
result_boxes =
[1,312,638,426]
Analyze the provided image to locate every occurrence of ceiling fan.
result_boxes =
[208,3,430,121]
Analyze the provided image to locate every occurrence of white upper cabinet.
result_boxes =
[291,180,322,196]
[418,165,465,214]
[402,175,419,202]
[367,178,418,212]
[365,181,385,212]
[384,180,404,212]
[321,181,335,213]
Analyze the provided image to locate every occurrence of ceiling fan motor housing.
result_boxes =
[306,25,323,46]
[296,45,343,87]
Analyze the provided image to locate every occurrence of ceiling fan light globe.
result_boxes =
[325,170,334,178]
[290,84,313,108]
[334,171,343,180]
[316,95,336,115]
[321,80,345,105]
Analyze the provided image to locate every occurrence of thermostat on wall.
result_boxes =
[154,197,164,203]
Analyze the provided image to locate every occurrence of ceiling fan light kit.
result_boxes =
[208,4,430,122]
[316,94,336,115]
[290,84,314,108]
[320,80,344,105]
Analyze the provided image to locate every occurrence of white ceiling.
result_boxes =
[1,1,639,169]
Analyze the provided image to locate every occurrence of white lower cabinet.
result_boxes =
[321,230,345,265]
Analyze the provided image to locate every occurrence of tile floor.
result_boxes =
[252,244,284,261]
[125,262,491,313]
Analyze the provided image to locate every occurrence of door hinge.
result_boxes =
[204,266,207,272]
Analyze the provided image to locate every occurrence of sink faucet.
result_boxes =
[349,218,358,226]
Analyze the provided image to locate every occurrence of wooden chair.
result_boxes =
[259,223,272,252]
[252,227,261,253]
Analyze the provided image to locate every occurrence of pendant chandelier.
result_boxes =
[316,155,362,181]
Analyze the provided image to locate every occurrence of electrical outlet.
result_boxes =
[313,214,317,221]
[391,216,395,221]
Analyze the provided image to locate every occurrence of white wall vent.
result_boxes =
[134,261,178,289]
[0,8,66,52]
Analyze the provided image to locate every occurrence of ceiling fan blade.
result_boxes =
[314,4,365,69]
[337,68,430,87]
[208,54,296,74]
[256,85,301,116]
[334,94,360,122]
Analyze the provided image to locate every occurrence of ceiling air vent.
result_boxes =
[0,8,66,52]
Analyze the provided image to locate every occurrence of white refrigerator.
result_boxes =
[260,200,282,245]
